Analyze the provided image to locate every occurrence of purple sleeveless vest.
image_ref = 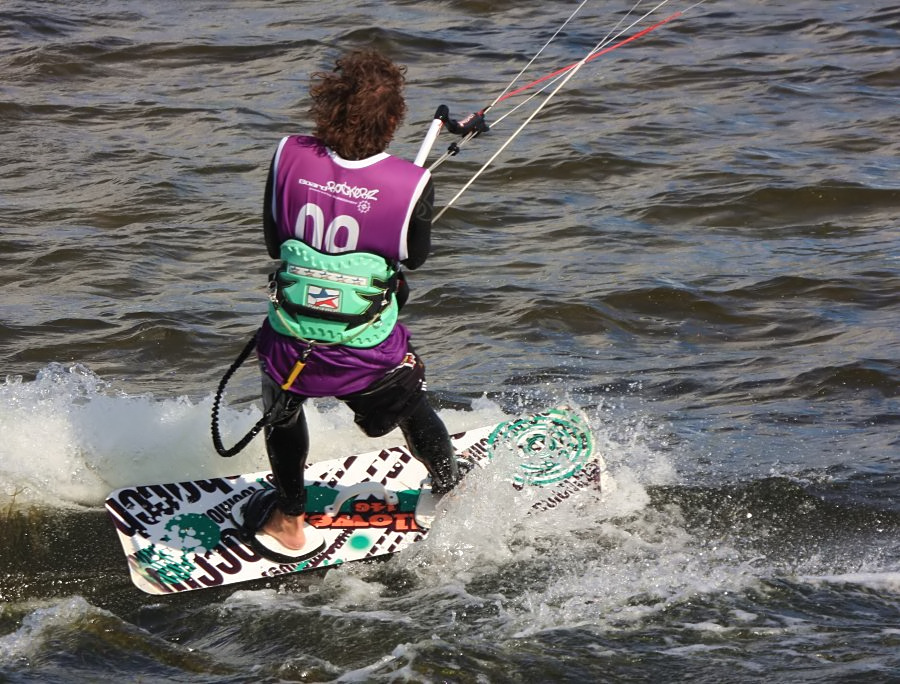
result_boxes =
[271,135,430,260]
[256,136,431,397]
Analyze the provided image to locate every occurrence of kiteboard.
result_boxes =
[105,405,601,595]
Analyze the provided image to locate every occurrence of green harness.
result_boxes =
[267,239,400,349]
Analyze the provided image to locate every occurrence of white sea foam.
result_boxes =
[0,363,511,510]
[798,572,900,592]
[372,405,775,640]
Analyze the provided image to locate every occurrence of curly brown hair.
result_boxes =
[309,50,408,160]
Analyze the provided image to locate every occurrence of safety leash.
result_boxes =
[210,332,274,457]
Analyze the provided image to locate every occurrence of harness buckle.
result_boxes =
[266,279,280,308]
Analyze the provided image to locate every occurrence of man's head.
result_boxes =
[309,49,408,160]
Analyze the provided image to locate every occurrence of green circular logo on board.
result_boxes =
[161,513,222,555]
[487,408,593,487]
[348,533,373,551]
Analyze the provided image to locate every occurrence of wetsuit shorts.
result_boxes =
[262,346,427,438]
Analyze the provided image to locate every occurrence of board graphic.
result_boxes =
[105,406,601,595]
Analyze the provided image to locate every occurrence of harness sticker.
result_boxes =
[307,286,341,310]
[287,265,367,287]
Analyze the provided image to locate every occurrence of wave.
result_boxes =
[0,364,514,509]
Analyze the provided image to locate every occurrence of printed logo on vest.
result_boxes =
[298,178,379,213]
[307,286,341,310]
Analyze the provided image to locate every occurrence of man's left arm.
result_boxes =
[403,178,434,270]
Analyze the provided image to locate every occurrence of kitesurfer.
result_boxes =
[235,49,485,558]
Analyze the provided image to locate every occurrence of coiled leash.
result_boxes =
[211,332,265,457]
[210,333,315,458]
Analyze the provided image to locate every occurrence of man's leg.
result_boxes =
[398,397,461,494]
[339,348,464,495]
[259,373,309,548]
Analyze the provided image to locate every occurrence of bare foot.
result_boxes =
[261,509,306,550]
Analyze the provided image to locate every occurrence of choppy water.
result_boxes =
[1,0,899,682]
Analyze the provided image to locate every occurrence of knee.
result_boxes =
[356,396,429,438]
[357,420,389,438]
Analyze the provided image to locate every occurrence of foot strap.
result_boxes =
[229,488,326,564]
